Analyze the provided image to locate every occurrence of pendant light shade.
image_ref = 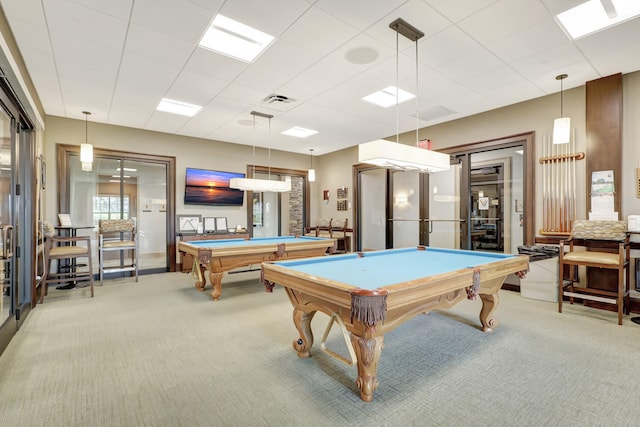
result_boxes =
[80,111,94,171]
[80,143,93,163]
[552,74,571,144]
[308,148,316,182]
[358,18,450,174]
[229,111,291,193]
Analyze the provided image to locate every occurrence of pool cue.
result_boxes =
[571,133,576,229]
[542,136,546,231]
[551,141,558,231]
[560,142,565,232]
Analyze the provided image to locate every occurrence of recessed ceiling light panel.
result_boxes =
[362,86,415,108]
[156,98,202,117]
[199,14,275,63]
[282,127,318,138]
[556,0,640,39]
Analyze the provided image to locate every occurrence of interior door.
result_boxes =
[69,156,170,275]
[427,162,463,249]
[0,109,14,325]
[392,170,420,248]
[251,172,303,238]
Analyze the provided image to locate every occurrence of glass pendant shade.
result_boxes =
[552,117,571,144]
[80,143,93,163]
[308,168,316,182]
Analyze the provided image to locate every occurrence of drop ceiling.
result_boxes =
[2,0,639,155]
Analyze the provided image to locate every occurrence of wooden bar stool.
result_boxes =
[40,235,94,303]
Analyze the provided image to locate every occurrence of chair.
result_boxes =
[40,234,94,303]
[329,218,350,253]
[305,218,332,237]
[558,220,629,325]
[98,219,138,286]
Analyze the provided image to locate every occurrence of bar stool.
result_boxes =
[40,235,94,303]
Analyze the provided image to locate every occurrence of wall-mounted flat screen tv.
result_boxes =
[184,167,245,206]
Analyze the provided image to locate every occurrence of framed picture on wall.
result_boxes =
[215,217,228,232]
[177,214,201,234]
[203,217,216,233]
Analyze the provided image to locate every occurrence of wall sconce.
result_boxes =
[80,111,93,171]
[552,74,570,144]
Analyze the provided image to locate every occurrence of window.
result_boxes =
[92,195,129,226]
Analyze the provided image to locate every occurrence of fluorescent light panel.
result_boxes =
[362,86,415,108]
[556,0,640,39]
[157,98,202,117]
[282,127,318,138]
[199,14,274,63]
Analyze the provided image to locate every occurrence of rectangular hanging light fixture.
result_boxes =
[359,139,450,173]
[358,18,450,174]
[229,111,291,193]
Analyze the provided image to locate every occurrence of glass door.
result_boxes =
[469,147,524,254]
[427,162,463,249]
[391,171,420,248]
[358,168,386,251]
[68,156,170,275]
[0,109,14,325]
[251,172,303,238]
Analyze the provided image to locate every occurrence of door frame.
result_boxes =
[352,132,536,252]
[56,144,177,272]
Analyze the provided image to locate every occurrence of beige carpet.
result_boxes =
[0,271,638,427]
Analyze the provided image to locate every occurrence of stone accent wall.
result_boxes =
[288,176,304,236]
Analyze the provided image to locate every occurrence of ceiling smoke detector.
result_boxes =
[263,94,295,104]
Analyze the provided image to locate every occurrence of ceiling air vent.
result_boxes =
[263,94,295,104]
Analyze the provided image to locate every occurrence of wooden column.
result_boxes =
[585,73,623,298]
[586,73,622,215]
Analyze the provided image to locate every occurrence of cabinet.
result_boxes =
[177,232,249,272]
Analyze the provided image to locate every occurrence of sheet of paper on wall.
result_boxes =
[590,192,615,214]
[590,170,615,215]
[589,210,618,220]
[591,170,614,194]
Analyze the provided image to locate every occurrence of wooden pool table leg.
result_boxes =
[479,292,499,333]
[292,308,316,357]
[208,271,224,301]
[350,332,384,402]
[193,262,206,291]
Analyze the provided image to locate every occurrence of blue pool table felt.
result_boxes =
[272,247,519,290]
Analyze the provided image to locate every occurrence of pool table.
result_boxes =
[178,236,335,301]
[261,246,529,402]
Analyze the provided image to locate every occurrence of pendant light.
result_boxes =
[80,111,93,171]
[229,111,291,192]
[358,18,449,173]
[552,74,570,144]
[308,149,316,182]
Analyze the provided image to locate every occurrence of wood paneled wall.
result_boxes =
[586,73,622,215]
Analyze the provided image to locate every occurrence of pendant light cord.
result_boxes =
[415,34,419,146]
[395,28,399,144]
